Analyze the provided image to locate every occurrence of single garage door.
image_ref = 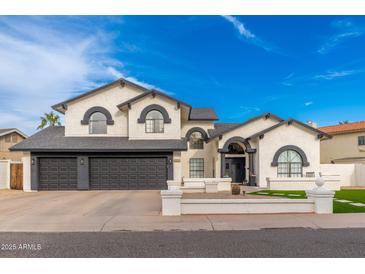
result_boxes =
[89,157,168,190]
[38,157,78,190]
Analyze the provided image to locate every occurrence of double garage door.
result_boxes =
[38,156,168,190]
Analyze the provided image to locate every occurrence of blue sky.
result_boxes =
[0,16,365,134]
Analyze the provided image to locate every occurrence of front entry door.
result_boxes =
[225,157,245,183]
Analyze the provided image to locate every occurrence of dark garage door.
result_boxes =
[38,157,78,190]
[89,157,167,190]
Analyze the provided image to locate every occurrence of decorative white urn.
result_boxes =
[315,176,325,188]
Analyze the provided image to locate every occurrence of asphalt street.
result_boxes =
[1,228,365,257]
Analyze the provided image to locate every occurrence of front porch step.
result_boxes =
[180,185,205,193]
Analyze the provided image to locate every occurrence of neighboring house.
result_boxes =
[11,78,331,191]
[320,121,365,164]
[0,128,27,161]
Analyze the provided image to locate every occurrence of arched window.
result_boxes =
[89,112,107,134]
[145,110,164,133]
[227,143,245,154]
[189,132,204,149]
[277,150,303,177]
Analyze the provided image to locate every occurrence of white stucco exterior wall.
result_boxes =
[22,153,32,192]
[218,117,278,150]
[64,84,143,136]
[128,95,181,140]
[256,123,321,187]
[173,151,182,181]
[180,120,217,179]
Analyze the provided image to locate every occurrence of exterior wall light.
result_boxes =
[80,158,84,165]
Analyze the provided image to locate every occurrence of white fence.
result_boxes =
[320,163,365,187]
[0,160,10,189]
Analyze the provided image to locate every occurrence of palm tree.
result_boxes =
[37,111,62,129]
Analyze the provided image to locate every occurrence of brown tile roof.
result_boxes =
[319,121,365,134]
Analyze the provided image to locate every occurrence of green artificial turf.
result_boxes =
[251,189,365,213]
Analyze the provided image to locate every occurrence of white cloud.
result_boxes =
[281,72,295,86]
[222,15,255,39]
[318,19,363,54]
[229,106,261,119]
[0,16,157,134]
[221,15,275,52]
[304,101,313,106]
[314,70,357,80]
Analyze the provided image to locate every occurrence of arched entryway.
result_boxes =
[219,137,257,186]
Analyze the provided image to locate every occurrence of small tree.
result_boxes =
[37,111,61,129]
[339,120,349,125]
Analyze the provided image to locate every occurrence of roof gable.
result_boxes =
[0,128,27,138]
[52,78,150,114]
[117,89,191,110]
[248,119,331,140]
[208,113,283,140]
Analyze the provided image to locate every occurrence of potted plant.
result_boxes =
[231,184,241,195]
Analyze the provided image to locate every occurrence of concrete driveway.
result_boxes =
[1,190,365,232]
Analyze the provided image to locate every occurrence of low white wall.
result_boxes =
[181,198,314,214]
[178,177,232,193]
[319,163,365,187]
[354,164,365,186]
[320,164,356,186]
[267,177,341,191]
[0,160,10,189]
[161,179,334,215]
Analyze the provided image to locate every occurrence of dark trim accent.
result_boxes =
[18,148,187,153]
[220,153,226,178]
[137,104,171,124]
[219,136,252,153]
[287,118,332,139]
[246,148,257,153]
[80,106,114,125]
[247,121,287,140]
[167,154,173,180]
[52,77,150,114]
[248,152,256,186]
[77,156,89,190]
[30,156,38,191]
[208,112,284,140]
[185,127,209,142]
[271,145,310,167]
[117,89,191,110]
[219,136,256,186]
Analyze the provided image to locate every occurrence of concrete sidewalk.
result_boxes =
[1,190,365,232]
[1,212,365,232]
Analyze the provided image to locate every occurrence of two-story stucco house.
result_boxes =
[320,121,365,164]
[0,128,27,161]
[11,78,331,191]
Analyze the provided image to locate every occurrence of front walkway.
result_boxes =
[1,190,365,232]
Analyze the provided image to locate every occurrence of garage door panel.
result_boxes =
[89,157,167,190]
[38,158,78,191]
